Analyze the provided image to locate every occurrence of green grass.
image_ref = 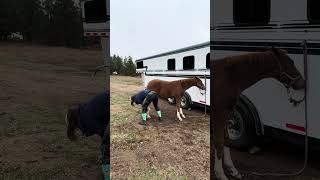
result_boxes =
[110,90,138,126]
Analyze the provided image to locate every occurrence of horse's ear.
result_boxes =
[271,47,280,56]
[279,49,288,54]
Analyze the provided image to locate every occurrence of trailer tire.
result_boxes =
[181,93,191,109]
[226,100,258,149]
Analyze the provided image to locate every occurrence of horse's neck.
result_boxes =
[239,52,277,90]
[180,79,195,90]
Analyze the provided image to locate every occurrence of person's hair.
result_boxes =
[130,96,135,106]
[66,106,80,141]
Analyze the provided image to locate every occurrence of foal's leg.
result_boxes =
[224,146,242,178]
[179,108,186,118]
[214,110,229,180]
[175,98,183,121]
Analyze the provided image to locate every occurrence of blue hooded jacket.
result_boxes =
[78,92,109,137]
[133,89,151,104]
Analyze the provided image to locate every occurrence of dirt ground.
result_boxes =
[111,76,320,180]
[0,42,107,179]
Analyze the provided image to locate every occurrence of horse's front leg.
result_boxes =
[179,108,186,119]
[214,110,229,180]
[224,146,242,178]
[175,98,183,121]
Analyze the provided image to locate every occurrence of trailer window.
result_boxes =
[183,56,195,70]
[84,0,108,23]
[206,53,210,69]
[136,61,143,69]
[167,59,175,71]
[233,0,270,26]
[308,0,320,24]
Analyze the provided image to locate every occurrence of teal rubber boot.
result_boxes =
[156,111,162,121]
[140,113,147,125]
[102,164,110,180]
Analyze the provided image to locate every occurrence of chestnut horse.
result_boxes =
[147,77,206,121]
[211,48,305,180]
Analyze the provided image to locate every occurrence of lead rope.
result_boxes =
[251,40,309,177]
[187,72,208,118]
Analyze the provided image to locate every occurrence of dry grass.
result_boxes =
[0,42,106,179]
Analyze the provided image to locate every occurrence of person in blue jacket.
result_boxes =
[65,92,110,179]
[131,88,162,125]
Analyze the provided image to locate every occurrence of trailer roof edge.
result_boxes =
[136,41,210,62]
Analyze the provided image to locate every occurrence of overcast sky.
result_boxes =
[110,0,209,60]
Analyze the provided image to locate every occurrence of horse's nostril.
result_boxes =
[292,79,306,90]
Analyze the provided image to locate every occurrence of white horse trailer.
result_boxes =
[211,0,320,148]
[80,0,110,87]
[136,42,210,109]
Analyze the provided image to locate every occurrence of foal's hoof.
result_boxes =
[177,118,183,121]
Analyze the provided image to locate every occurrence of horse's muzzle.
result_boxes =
[291,77,305,90]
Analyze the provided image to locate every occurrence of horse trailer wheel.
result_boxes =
[226,101,257,149]
[168,98,176,105]
[181,94,191,109]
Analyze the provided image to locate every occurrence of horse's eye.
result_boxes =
[290,60,294,65]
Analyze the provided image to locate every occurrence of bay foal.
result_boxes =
[147,77,205,121]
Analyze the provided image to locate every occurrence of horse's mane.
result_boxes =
[220,50,276,72]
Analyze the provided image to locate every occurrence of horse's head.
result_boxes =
[65,106,81,141]
[192,76,206,90]
[271,48,305,90]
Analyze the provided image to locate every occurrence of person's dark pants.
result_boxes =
[142,91,160,113]
[140,91,162,122]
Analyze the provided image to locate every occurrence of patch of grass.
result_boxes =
[0,54,82,73]
[111,132,144,143]
[136,166,188,180]
[0,103,66,137]
[111,75,142,86]
[0,165,67,180]
[0,103,62,137]
[110,91,139,126]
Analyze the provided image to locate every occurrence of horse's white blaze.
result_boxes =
[179,108,186,118]
[224,146,242,178]
[177,110,182,121]
[215,148,229,180]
